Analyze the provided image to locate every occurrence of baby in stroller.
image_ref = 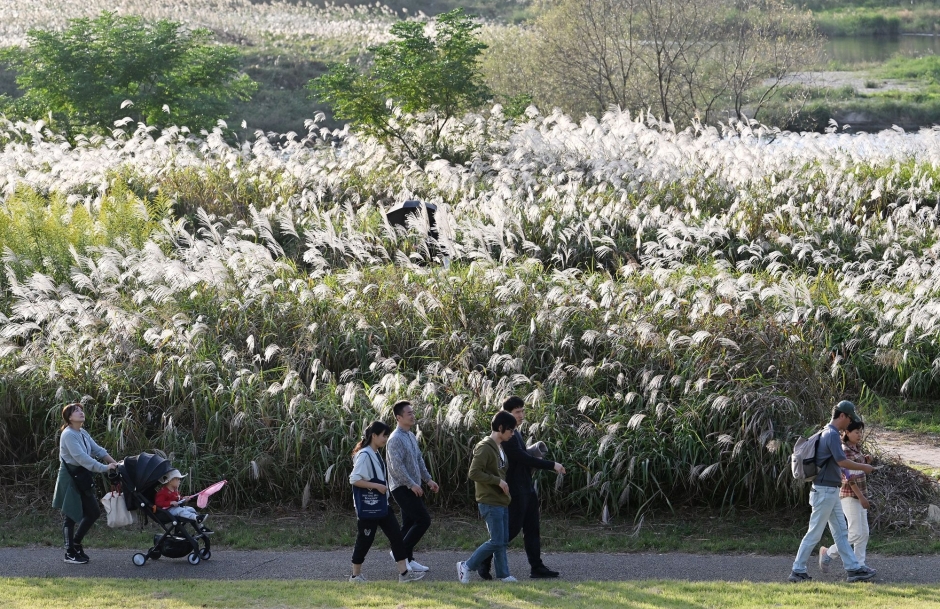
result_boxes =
[155,469,212,534]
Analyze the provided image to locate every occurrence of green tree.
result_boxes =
[2,12,257,136]
[309,9,491,165]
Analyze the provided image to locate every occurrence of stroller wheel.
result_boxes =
[132,553,147,567]
[199,547,211,560]
[187,551,201,565]
[147,550,162,560]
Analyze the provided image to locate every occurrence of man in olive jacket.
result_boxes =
[479,395,566,579]
[456,411,518,583]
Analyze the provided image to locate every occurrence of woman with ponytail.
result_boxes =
[51,402,117,564]
[348,420,424,583]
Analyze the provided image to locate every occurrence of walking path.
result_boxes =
[2,547,940,584]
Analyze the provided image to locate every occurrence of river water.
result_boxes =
[825,34,940,65]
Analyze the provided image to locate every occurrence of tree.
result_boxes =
[2,12,257,136]
[309,9,492,165]
[485,0,818,128]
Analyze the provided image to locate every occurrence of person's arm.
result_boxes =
[84,431,114,463]
[60,430,111,473]
[350,451,388,494]
[154,487,173,509]
[502,433,556,471]
[837,458,873,473]
[850,482,871,509]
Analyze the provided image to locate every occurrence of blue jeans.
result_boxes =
[465,503,510,578]
[792,485,861,573]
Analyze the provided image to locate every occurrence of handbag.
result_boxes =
[352,450,389,520]
[101,487,136,528]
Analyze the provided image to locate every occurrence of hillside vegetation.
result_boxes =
[0,108,939,522]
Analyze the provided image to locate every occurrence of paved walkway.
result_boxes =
[2,548,940,583]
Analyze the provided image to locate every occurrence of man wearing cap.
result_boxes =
[789,400,876,583]
[478,396,566,580]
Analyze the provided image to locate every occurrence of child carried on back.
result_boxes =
[155,468,212,533]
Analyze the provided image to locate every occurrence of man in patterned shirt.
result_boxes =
[387,400,439,573]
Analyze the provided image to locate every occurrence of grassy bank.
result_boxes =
[6,578,940,609]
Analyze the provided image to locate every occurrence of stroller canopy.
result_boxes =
[120,452,174,493]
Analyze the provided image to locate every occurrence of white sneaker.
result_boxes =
[399,569,425,583]
[408,559,430,572]
[456,560,471,584]
[500,576,518,583]
[348,574,367,583]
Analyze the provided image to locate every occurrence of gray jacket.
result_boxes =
[386,428,431,492]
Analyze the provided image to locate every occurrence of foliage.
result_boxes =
[309,9,492,165]
[1,12,257,136]
[481,0,819,128]
[1,111,940,520]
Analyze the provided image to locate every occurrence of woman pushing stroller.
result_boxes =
[52,402,117,564]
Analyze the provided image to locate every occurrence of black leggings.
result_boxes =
[63,490,101,548]
[351,511,408,567]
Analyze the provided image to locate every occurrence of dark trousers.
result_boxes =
[482,487,543,571]
[391,486,431,560]
[63,490,101,548]
[351,510,408,566]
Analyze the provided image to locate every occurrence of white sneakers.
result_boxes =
[348,574,367,583]
[456,560,517,583]
[389,550,429,572]
[399,569,426,583]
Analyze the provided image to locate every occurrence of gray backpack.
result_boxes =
[790,429,829,481]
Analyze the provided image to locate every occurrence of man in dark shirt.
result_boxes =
[788,400,876,583]
[479,396,566,579]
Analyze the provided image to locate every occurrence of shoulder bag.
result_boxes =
[352,450,389,520]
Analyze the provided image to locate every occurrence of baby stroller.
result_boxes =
[112,452,212,566]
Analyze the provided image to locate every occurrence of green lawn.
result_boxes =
[5,578,940,609]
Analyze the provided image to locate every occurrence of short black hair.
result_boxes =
[491,411,517,432]
[845,420,865,433]
[502,396,524,412]
[393,400,412,417]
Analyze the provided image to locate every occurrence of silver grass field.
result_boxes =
[0,94,939,523]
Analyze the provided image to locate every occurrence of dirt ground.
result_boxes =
[871,426,940,471]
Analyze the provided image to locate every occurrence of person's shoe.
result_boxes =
[408,559,430,572]
[73,544,90,562]
[456,561,471,584]
[348,574,367,583]
[530,564,559,579]
[818,546,831,574]
[787,571,811,583]
[399,569,425,583]
[500,576,518,583]
[64,549,88,564]
[196,514,207,524]
[846,567,876,583]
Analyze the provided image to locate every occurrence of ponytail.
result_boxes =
[353,420,391,455]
